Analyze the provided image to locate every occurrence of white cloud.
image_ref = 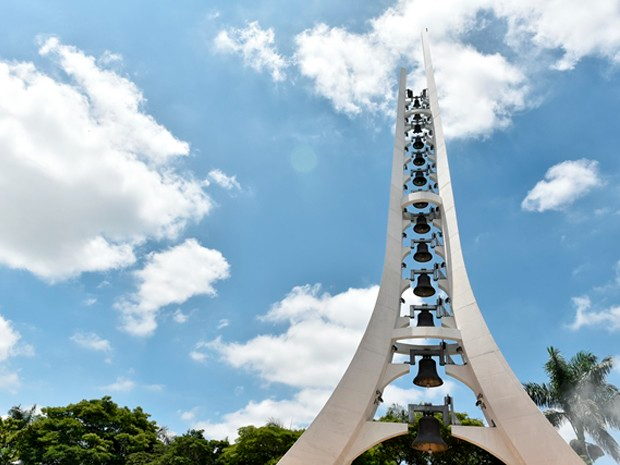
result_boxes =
[426,42,527,138]
[193,285,379,438]
[205,169,241,191]
[117,238,230,337]
[70,332,112,353]
[522,159,602,212]
[195,388,332,440]
[0,315,21,362]
[180,407,200,422]
[217,318,229,330]
[496,0,620,70]
[173,309,189,324]
[208,284,379,389]
[294,24,397,115]
[569,295,620,332]
[190,341,210,363]
[214,21,288,81]
[0,38,212,280]
[216,0,620,139]
[100,376,136,392]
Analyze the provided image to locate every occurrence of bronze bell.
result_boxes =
[413,154,425,166]
[413,214,431,234]
[413,201,428,209]
[413,273,435,297]
[414,242,432,262]
[412,413,448,453]
[413,137,424,150]
[413,171,426,187]
[413,123,422,133]
[413,98,420,108]
[413,355,443,387]
[416,308,434,327]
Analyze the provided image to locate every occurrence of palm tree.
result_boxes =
[524,347,620,464]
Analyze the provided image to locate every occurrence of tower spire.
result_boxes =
[277,31,583,465]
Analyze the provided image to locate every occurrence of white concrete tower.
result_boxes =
[277,31,583,465]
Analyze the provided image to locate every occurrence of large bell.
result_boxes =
[413,123,422,133]
[413,201,428,209]
[413,137,425,150]
[413,214,431,234]
[414,242,432,262]
[412,414,448,453]
[413,355,443,387]
[413,171,427,187]
[416,308,434,327]
[413,154,425,166]
[413,273,435,297]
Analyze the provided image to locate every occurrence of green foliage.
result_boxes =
[524,347,620,464]
[219,423,303,465]
[10,397,159,465]
[151,430,229,465]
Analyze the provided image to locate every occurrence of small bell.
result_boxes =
[413,214,431,234]
[416,308,434,327]
[413,242,432,262]
[413,201,429,209]
[413,155,425,166]
[413,273,435,297]
[411,413,448,453]
[413,98,420,108]
[413,123,422,133]
[413,355,443,387]
[413,137,424,150]
[413,171,427,187]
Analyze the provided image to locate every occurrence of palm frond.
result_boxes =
[587,425,620,463]
[523,382,556,409]
[543,409,566,428]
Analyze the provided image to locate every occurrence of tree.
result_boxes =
[524,347,620,464]
[12,396,161,465]
[353,404,505,465]
[151,429,229,465]
[219,422,303,465]
[0,405,39,465]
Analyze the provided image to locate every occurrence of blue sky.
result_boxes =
[1,0,620,461]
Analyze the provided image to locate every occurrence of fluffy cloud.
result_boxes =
[194,388,332,440]
[117,239,230,337]
[497,0,620,70]
[569,295,620,332]
[0,38,211,280]
[214,21,288,81]
[215,0,620,139]
[0,315,21,362]
[294,25,397,115]
[99,376,136,392]
[70,332,112,353]
[0,315,30,392]
[205,169,241,191]
[521,159,601,212]
[208,284,379,388]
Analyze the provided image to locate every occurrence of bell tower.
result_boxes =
[277,31,583,465]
